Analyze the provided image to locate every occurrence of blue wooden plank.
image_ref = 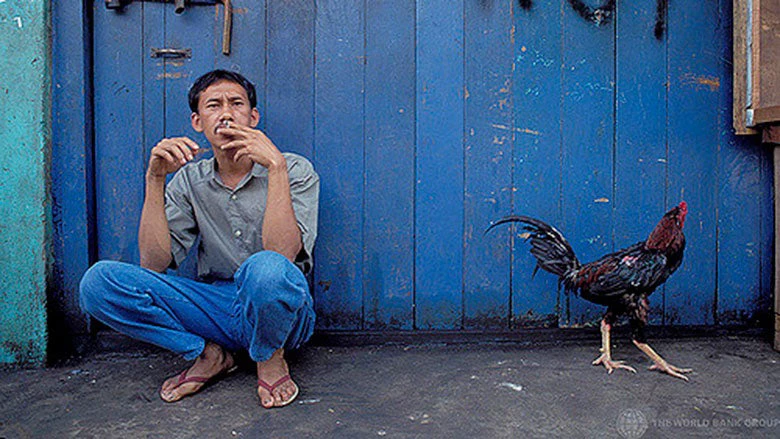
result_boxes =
[715,0,767,325]
[364,0,415,330]
[165,1,218,139]
[51,0,92,334]
[665,0,719,325]
[415,0,465,329]
[214,3,266,110]
[163,2,223,278]
[760,146,774,326]
[614,1,668,326]
[718,135,766,325]
[266,0,314,159]
[561,1,616,327]
[759,147,774,320]
[93,2,149,264]
[313,0,364,330]
[463,0,514,330]
[511,0,563,328]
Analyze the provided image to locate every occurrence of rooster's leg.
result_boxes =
[592,319,637,374]
[632,340,692,381]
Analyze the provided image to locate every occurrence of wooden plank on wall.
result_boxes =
[313,0,364,330]
[510,0,563,328]
[561,1,616,327]
[415,0,465,329]
[51,0,92,336]
[266,0,314,159]
[363,0,416,330]
[614,0,668,326]
[755,0,780,121]
[165,0,219,139]
[760,139,773,335]
[94,2,147,264]
[220,3,267,116]
[463,0,514,330]
[775,145,780,351]
[665,0,719,325]
[717,0,768,326]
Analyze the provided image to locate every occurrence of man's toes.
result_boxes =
[161,388,180,402]
[274,388,288,405]
[258,390,274,408]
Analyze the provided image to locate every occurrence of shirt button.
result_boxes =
[234,230,242,237]
[231,194,238,200]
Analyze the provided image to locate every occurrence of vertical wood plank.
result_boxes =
[716,0,767,325]
[165,2,218,140]
[415,0,465,329]
[561,1,616,327]
[511,0,563,328]
[266,0,314,159]
[93,2,148,264]
[463,0,514,330]
[760,143,774,328]
[614,0,668,325]
[665,0,719,325]
[364,0,416,330]
[313,0,364,330]
[774,146,780,350]
[51,0,92,335]
[215,2,266,109]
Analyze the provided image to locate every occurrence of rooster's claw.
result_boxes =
[592,354,637,375]
[649,362,692,381]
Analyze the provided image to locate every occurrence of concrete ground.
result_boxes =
[0,333,778,439]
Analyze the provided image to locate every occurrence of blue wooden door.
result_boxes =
[81,0,772,335]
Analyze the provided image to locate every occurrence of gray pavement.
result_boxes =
[1,334,778,438]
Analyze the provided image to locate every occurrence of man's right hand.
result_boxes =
[147,137,201,179]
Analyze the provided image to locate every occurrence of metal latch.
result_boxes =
[105,0,233,55]
[151,48,192,59]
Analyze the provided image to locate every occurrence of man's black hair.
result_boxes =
[188,69,257,113]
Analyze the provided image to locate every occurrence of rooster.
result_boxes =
[487,201,692,380]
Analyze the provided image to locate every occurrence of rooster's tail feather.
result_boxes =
[486,215,580,278]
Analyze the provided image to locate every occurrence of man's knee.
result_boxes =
[237,251,310,310]
[238,251,289,277]
[79,261,113,315]
[79,260,137,316]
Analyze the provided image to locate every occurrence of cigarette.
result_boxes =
[220,120,230,129]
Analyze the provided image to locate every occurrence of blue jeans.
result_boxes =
[79,251,315,362]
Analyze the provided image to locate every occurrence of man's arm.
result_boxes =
[262,158,303,262]
[139,174,173,271]
[139,137,200,272]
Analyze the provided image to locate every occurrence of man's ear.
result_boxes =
[250,108,260,128]
[191,112,204,133]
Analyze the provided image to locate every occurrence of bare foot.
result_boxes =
[160,342,235,402]
[256,349,299,408]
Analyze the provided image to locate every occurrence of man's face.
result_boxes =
[191,80,259,146]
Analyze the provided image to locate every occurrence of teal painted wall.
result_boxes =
[0,0,51,364]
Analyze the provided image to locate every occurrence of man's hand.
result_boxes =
[218,124,285,170]
[148,137,201,179]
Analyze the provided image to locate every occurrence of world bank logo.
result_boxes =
[617,409,649,439]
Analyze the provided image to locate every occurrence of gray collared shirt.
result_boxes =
[164,152,319,281]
